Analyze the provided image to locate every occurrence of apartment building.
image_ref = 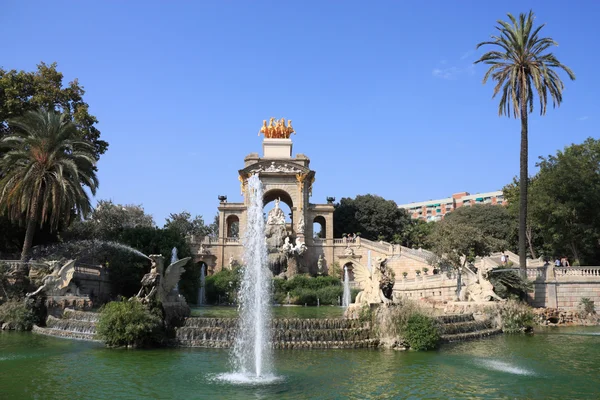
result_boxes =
[397,191,506,221]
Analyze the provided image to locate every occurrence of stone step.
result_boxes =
[436,314,475,324]
[440,328,502,343]
[183,317,365,330]
[32,325,98,341]
[63,309,100,322]
[175,338,380,349]
[439,320,493,335]
[175,327,372,342]
[46,315,97,334]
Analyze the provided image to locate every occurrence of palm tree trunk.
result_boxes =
[519,99,528,279]
[20,195,40,262]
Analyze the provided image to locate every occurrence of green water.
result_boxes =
[1,327,599,399]
[191,305,345,319]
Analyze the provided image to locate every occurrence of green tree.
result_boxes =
[428,218,502,297]
[503,178,544,259]
[399,219,435,249]
[531,138,600,264]
[63,200,155,242]
[333,194,411,242]
[475,11,575,277]
[444,204,515,252]
[0,62,107,160]
[164,211,212,238]
[0,109,98,261]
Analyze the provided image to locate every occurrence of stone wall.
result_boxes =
[393,274,461,302]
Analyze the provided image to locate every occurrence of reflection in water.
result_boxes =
[1,326,600,399]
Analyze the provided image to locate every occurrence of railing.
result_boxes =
[313,239,325,245]
[526,267,545,279]
[555,267,600,277]
[360,238,391,252]
[333,239,345,244]
[401,247,435,262]
[224,238,240,244]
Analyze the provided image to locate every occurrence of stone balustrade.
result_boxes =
[555,266,600,277]
[224,238,239,244]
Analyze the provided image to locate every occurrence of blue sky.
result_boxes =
[2,1,598,226]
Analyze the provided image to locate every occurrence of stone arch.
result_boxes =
[226,215,239,238]
[313,215,327,239]
[342,261,356,282]
[263,188,294,209]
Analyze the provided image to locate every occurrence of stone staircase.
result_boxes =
[175,317,378,349]
[32,309,98,341]
[436,314,501,343]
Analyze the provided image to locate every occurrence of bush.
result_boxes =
[96,300,164,347]
[273,275,345,305]
[204,267,241,304]
[403,313,440,351]
[0,299,37,331]
[579,297,595,315]
[499,299,534,333]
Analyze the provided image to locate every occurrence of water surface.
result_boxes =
[1,326,599,399]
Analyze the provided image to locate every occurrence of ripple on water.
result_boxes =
[476,359,536,376]
[212,372,284,386]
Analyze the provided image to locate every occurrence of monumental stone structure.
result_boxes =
[188,119,436,283]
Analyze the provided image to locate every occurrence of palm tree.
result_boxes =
[475,11,575,277]
[0,109,99,261]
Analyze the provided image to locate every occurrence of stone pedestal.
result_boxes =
[263,138,292,158]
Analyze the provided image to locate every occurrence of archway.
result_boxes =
[342,262,355,282]
[263,188,294,224]
[226,215,239,238]
[313,215,327,239]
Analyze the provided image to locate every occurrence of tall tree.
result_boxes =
[333,194,411,242]
[530,138,600,264]
[0,109,98,261]
[0,62,107,160]
[164,211,213,238]
[475,11,575,277]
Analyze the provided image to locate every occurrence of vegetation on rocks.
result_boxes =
[0,299,38,331]
[96,300,164,348]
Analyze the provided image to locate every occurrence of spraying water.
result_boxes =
[171,247,180,294]
[342,266,351,307]
[198,264,206,305]
[230,174,273,380]
[367,250,372,272]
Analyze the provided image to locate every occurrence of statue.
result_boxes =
[460,263,505,302]
[228,256,236,269]
[282,236,294,255]
[297,217,305,233]
[258,117,295,139]
[26,260,76,297]
[317,255,324,275]
[353,257,394,305]
[293,239,307,256]
[266,199,286,226]
[136,254,191,304]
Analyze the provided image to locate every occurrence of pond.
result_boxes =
[190,305,345,319]
[1,326,599,399]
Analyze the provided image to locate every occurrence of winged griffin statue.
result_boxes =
[353,257,395,305]
[460,262,505,302]
[26,260,76,297]
[136,254,191,304]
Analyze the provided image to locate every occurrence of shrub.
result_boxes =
[0,299,37,331]
[403,313,440,351]
[96,300,164,347]
[499,299,534,333]
[579,297,595,315]
[205,267,241,304]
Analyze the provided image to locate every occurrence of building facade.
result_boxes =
[397,191,506,221]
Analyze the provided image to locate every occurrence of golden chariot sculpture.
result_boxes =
[258,117,295,139]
